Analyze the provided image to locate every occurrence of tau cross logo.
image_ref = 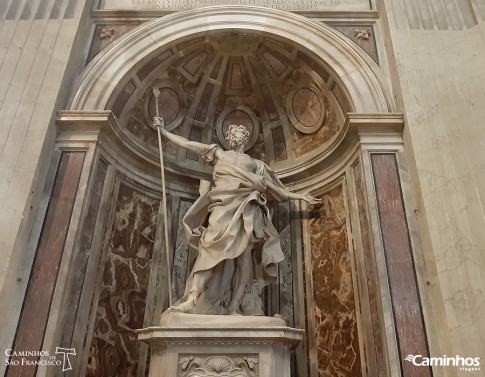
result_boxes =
[55,347,76,371]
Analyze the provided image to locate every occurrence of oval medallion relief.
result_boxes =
[145,82,187,131]
[216,106,260,151]
[287,85,326,134]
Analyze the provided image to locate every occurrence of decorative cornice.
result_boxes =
[137,326,304,347]
[90,9,379,23]
[55,110,114,142]
[55,110,405,189]
[347,112,404,145]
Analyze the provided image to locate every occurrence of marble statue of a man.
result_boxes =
[154,117,320,316]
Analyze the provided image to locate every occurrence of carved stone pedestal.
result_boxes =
[138,312,304,377]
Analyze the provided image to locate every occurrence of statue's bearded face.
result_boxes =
[226,125,250,150]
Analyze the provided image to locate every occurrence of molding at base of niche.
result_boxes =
[56,110,112,142]
[55,111,404,194]
[90,9,379,23]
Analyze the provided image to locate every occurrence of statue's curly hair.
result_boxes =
[225,124,250,144]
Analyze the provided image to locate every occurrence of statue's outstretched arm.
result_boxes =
[286,191,322,204]
[154,117,208,155]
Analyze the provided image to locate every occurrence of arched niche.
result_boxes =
[45,6,426,377]
[64,6,396,188]
[70,6,393,115]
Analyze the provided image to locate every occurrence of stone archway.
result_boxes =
[69,6,393,114]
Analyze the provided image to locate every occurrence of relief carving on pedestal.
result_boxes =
[177,354,259,377]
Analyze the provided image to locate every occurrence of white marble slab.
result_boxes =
[99,0,371,11]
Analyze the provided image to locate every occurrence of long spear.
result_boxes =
[153,87,173,307]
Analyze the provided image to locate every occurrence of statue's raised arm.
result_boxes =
[154,117,211,157]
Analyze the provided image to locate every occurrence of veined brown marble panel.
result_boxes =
[371,154,431,377]
[308,186,362,377]
[86,183,159,377]
[352,162,386,375]
[60,160,108,349]
[7,152,85,377]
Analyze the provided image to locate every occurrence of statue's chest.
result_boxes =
[219,152,256,172]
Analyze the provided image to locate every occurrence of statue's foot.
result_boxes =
[168,295,196,314]
[167,289,199,314]
[226,299,242,316]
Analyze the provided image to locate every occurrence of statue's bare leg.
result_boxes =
[169,269,211,313]
[227,249,252,315]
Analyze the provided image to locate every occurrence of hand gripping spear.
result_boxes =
[153,87,173,307]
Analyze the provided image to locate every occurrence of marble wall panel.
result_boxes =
[308,186,362,377]
[6,152,85,377]
[371,154,431,377]
[352,162,386,375]
[86,182,159,377]
[59,160,108,349]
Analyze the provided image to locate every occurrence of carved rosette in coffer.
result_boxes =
[177,354,259,377]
